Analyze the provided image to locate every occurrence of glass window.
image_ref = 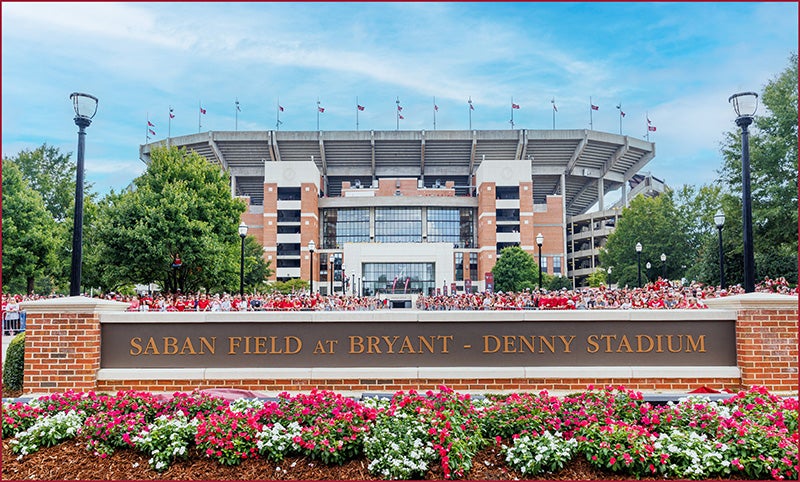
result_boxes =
[277,225,301,234]
[277,210,301,223]
[276,243,300,256]
[553,256,562,276]
[495,186,520,200]
[277,187,301,200]
[496,209,519,222]
[469,253,478,281]
[375,208,421,243]
[454,252,464,281]
[427,208,474,247]
[362,262,434,296]
[323,208,370,248]
[541,256,548,270]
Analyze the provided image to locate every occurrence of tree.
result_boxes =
[491,246,538,292]
[2,160,58,293]
[599,193,693,288]
[90,146,270,292]
[4,143,79,221]
[716,53,797,283]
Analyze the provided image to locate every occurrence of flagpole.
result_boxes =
[551,98,556,130]
[396,97,400,131]
[276,98,281,131]
[168,106,173,140]
[198,101,202,133]
[646,112,650,142]
[589,97,593,130]
[235,98,239,131]
[468,97,472,130]
[146,112,150,144]
[510,97,514,129]
[433,97,437,130]
[616,102,622,135]
[356,96,359,131]
[317,98,320,131]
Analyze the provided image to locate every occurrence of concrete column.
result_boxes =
[598,177,605,211]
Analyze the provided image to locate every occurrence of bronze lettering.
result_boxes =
[163,337,179,355]
[483,335,501,353]
[600,334,616,352]
[439,335,453,353]
[178,337,196,355]
[349,336,365,354]
[616,335,633,353]
[285,336,302,354]
[586,334,599,353]
[636,335,654,353]
[655,335,664,352]
[686,334,705,353]
[398,336,416,354]
[228,337,242,354]
[503,335,516,353]
[519,336,536,353]
[560,335,575,353]
[129,337,142,356]
[143,337,160,355]
[539,336,556,353]
[418,336,435,353]
[667,334,683,353]
[382,336,400,353]
[254,337,268,354]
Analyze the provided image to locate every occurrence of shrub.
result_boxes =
[3,331,25,391]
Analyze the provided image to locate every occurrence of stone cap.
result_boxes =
[704,292,798,311]
[19,296,130,314]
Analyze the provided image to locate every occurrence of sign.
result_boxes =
[485,272,494,293]
[465,279,472,292]
[101,318,736,369]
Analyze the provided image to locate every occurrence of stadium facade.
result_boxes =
[140,129,657,292]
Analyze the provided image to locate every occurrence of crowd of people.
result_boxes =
[2,277,796,319]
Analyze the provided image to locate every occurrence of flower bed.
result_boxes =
[2,386,797,480]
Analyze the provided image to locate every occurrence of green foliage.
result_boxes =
[600,193,692,288]
[546,275,573,291]
[265,279,309,294]
[491,246,538,292]
[585,269,607,288]
[2,161,58,294]
[89,146,268,293]
[4,143,77,221]
[2,332,26,391]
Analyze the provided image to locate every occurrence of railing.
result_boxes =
[3,311,25,336]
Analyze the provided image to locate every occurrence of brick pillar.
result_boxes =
[705,293,798,393]
[18,297,129,394]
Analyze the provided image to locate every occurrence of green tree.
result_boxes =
[585,269,608,288]
[2,160,58,293]
[599,193,693,288]
[4,143,78,221]
[90,146,270,292]
[716,53,797,283]
[491,246,539,292]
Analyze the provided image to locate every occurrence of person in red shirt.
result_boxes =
[175,296,187,312]
[197,293,210,312]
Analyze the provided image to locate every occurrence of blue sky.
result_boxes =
[2,2,797,197]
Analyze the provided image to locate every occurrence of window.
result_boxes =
[277,187,301,201]
[362,262,434,296]
[427,208,475,247]
[277,210,301,223]
[375,208,421,243]
[276,243,300,256]
[277,225,301,234]
[553,256,562,276]
[277,258,301,268]
[495,186,520,200]
[469,253,478,281]
[541,256,548,271]
[323,208,370,248]
[496,209,519,222]
[454,252,464,281]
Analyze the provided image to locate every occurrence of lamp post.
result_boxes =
[536,233,544,289]
[646,262,651,284]
[68,92,98,297]
[329,255,334,295]
[607,266,612,286]
[660,253,667,280]
[238,222,248,296]
[714,210,726,289]
[635,242,642,288]
[729,91,758,292]
[351,270,355,296]
[308,240,316,293]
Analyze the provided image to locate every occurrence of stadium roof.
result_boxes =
[140,129,655,216]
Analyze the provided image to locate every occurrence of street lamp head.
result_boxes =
[536,233,544,246]
[635,242,642,253]
[329,254,334,263]
[70,92,98,122]
[714,210,725,229]
[238,222,248,238]
[728,91,758,119]
[308,240,316,253]
[646,262,651,269]
[660,253,666,262]
[607,267,612,274]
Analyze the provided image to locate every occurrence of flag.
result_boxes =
[620,111,626,117]
[648,125,657,132]
[318,106,325,113]
[469,102,475,110]
[512,103,520,109]
[279,105,285,112]
[236,103,241,112]
[357,104,365,111]
[647,116,652,125]
[148,120,155,127]
[552,102,558,112]
[591,104,599,110]
[169,110,175,119]
[148,128,156,136]
[200,107,207,114]
[434,104,439,111]
[397,105,403,112]
[399,114,404,120]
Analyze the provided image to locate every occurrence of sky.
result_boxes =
[2,2,797,198]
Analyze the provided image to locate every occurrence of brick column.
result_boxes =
[18,297,129,394]
[705,292,798,393]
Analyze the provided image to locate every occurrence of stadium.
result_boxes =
[140,128,660,292]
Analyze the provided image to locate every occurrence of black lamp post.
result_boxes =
[238,222,248,296]
[660,253,667,280]
[68,92,98,297]
[329,255,334,295]
[308,240,316,293]
[635,242,642,288]
[646,262,652,284]
[714,210,726,289]
[607,266,612,286]
[729,91,758,293]
[536,233,544,289]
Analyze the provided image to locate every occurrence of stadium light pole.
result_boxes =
[308,240,316,294]
[329,255,334,295]
[714,210,726,289]
[536,233,544,289]
[69,92,98,297]
[238,222,248,296]
[660,253,667,280]
[729,91,758,293]
[635,242,643,288]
